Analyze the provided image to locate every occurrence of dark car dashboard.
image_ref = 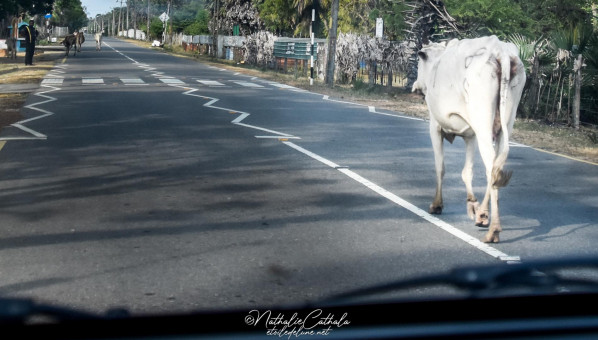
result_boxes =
[5,256,598,339]
[3,292,598,340]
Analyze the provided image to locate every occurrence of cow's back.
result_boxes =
[425,36,518,115]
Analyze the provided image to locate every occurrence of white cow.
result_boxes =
[412,36,526,243]
[95,33,102,51]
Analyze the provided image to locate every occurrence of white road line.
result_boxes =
[233,81,264,88]
[82,78,104,85]
[10,124,47,139]
[197,80,225,86]
[233,122,294,137]
[177,87,296,138]
[160,78,185,85]
[284,142,342,169]
[374,110,426,121]
[231,113,250,124]
[2,83,61,141]
[282,141,521,264]
[120,78,148,85]
[509,141,531,148]
[41,78,64,85]
[255,135,301,139]
[270,83,297,89]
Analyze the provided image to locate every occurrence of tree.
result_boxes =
[183,9,210,35]
[52,0,87,31]
[552,24,595,129]
[336,0,374,35]
[292,0,324,37]
[206,0,263,36]
[171,0,209,33]
[1,0,54,17]
[445,0,534,38]
[148,16,164,39]
[370,0,409,40]
[257,0,296,36]
[404,0,459,88]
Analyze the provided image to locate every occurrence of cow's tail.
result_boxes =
[492,50,514,188]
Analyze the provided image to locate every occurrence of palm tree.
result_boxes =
[550,24,594,129]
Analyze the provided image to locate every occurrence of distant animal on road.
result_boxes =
[94,33,102,51]
[5,37,16,59]
[75,31,85,52]
[411,35,526,243]
[60,34,78,56]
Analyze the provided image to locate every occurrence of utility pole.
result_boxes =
[310,8,315,86]
[325,0,339,87]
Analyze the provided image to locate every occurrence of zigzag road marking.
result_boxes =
[169,85,295,138]
[1,64,69,141]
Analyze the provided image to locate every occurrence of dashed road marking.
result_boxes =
[120,78,148,85]
[197,80,225,86]
[232,81,264,88]
[82,78,104,85]
[41,78,64,85]
[160,78,185,85]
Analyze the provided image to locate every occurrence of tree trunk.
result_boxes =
[572,54,583,130]
[127,1,130,31]
[325,0,339,87]
[524,53,540,118]
[368,61,375,86]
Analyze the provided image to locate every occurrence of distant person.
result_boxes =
[20,20,38,66]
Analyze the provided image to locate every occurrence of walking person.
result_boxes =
[21,20,38,66]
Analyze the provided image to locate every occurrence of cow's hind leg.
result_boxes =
[474,131,496,230]
[429,119,444,214]
[462,136,479,220]
[482,187,501,243]
[483,125,512,243]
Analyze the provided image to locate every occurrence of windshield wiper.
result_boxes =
[321,256,598,306]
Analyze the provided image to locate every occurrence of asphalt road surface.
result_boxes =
[0,37,596,314]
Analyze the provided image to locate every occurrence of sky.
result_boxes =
[81,0,117,17]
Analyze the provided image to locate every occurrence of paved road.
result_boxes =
[0,37,596,314]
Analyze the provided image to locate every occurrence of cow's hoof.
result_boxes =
[475,211,489,228]
[429,205,443,215]
[482,232,500,243]
[467,201,479,220]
